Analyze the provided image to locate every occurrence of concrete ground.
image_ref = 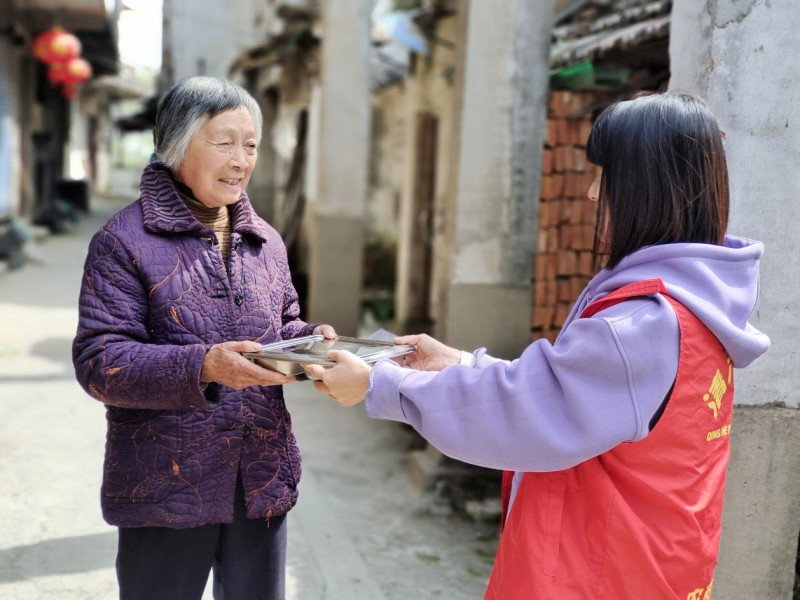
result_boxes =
[0,195,497,600]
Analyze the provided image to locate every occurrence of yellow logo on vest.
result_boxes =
[687,578,713,600]
[703,358,733,442]
[703,357,732,419]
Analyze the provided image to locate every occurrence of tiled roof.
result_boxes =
[551,0,671,67]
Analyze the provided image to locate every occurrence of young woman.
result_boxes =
[306,91,769,599]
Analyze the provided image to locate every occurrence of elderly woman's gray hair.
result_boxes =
[154,77,263,170]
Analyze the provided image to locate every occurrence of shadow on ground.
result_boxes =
[0,531,116,582]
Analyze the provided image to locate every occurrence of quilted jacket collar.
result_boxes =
[139,161,270,243]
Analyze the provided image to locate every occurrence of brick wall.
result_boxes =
[531,90,608,342]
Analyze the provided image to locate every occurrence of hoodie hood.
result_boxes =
[575,235,770,368]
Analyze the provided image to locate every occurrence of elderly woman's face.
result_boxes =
[175,107,258,208]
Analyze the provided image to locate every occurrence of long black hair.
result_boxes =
[586,91,729,269]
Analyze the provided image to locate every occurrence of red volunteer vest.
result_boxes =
[487,280,732,600]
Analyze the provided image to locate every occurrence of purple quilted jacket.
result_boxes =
[73,162,316,528]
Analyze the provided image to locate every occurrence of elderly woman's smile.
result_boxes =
[175,106,258,208]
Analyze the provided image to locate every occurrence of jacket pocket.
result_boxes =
[103,410,181,502]
[282,407,301,489]
[540,472,567,576]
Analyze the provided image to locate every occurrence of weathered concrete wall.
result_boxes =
[165,0,269,83]
[670,1,800,597]
[368,85,406,243]
[718,406,800,599]
[0,36,20,216]
[305,0,371,335]
[671,0,799,409]
[393,15,459,332]
[437,0,555,357]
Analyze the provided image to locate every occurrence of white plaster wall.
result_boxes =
[368,84,406,242]
[452,0,552,286]
[304,0,371,332]
[452,0,513,285]
[394,14,459,326]
[0,37,17,216]
[671,0,800,408]
[168,0,270,81]
[307,0,371,218]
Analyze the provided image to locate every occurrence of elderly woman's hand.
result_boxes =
[201,341,295,390]
[304,350,371,406]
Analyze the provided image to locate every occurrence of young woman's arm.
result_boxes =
[366,297,679,472]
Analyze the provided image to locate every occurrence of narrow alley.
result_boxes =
[0,193,498,600]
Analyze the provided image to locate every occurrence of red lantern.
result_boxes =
[31,27,81,64]
[47,61,69,85]
[63,58,92,84]
[49,57,92,86]
[32,28,59,62]
[62,83,78,101]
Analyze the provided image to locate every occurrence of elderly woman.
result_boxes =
[73,77,333,600]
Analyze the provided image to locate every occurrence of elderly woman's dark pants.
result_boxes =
[116,476,287,600]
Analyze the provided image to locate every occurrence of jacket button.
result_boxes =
[234,292,243,306]
[242,423,252,438]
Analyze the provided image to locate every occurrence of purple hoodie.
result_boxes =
[365,237,769,499]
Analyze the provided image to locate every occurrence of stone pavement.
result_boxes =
[0,195,497,600]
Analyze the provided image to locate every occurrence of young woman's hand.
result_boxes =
[201,341,295,389]
[393,334,461,372]
[312,324,337,340]
[304,350,371,406]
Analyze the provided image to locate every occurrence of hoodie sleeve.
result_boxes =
[365,297,679,472]
[72,228,208,410]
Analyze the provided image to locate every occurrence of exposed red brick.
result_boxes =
[546,119,558,146]
[578,251,595,276]
[547,279,558,306]
[536,229,549,254]
[582,169,597,192]
[533,304,554,329]
[562,227,576,251]
[548,93,560,117]
[534,280,547,306]
[557,250,577,277]
[579,119,594,146]
[553,146,566,173]
[541,148,553,174]
[576,224,595,251]
[568,120,584,145]
[534,253,548,280]
[547,228,559,253]
[565,174,585,198]
[548,202,561,227]
[571,275,587,298]
[549,91,568,118]
[534,91,620,335]
[554,302,571,327]
[544,119,558,148]
[573,147,587,172]
[545,254,557,280]
[556,119,571,145]
[557,279,572,303]
[540,173,564,201]
[569,199,583,225]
